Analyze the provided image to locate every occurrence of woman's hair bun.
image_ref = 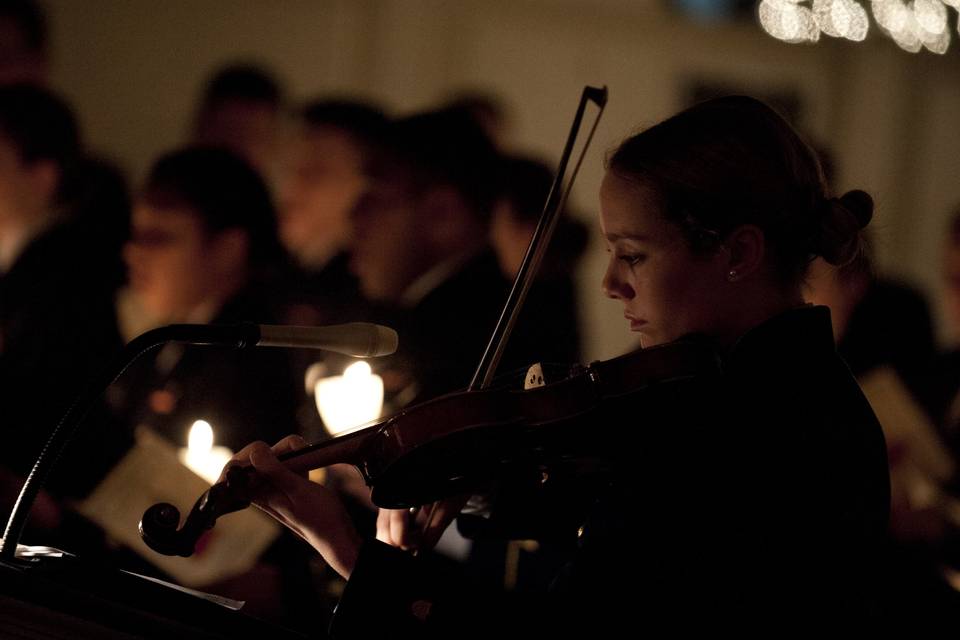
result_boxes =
[838,189,873,229]
[816,189,873,266]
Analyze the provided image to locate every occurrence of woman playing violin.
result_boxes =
[228,95,890,634]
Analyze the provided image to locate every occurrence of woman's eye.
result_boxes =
[618,253,644,266]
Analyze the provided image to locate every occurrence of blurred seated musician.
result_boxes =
[348,107,511,407]
[0,0,47,87]
[277,99,388,442]
[0,0,131,288]
[227,96,891,634]
[112,147,297,453]
[0,84,125,513]
[924,206,960,455]
[490,153,587,366]
[278,99,386,326]
[805,245,937,403]
[312,107,510,526]
[190,63,284,179]
[110,147,315,627]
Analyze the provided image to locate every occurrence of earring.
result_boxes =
[727,269,738,281]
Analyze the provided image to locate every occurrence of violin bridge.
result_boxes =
[524,363,546,390]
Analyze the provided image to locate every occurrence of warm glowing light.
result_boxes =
[846,0,871,38]
[344,360,373,379]
[315,361,385,436]
[763,0,956,52]
[178,419,234,484]
[915,0,948,33]
[188,419,213,454]
[760,0,821,42]
[815,0,852,36]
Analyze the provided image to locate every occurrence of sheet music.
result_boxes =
[119,569,245,610]
[0,540,71,558]
[1,539,245,609]
[74,427,281,588]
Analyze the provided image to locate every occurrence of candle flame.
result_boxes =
[188,419,214,454]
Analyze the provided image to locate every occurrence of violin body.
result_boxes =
[365,337,719,507]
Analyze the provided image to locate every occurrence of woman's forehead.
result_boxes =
[600,172,664,237]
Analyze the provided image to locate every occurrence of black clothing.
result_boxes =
[69,155,132,290]
[509,275,582,368]
[282,251,366,328]
[329,306,891,636]
[107,287,300,452]
[371,250,511,406]
[368,248,578,409]
[0,221,127,499]
[839,278,937,403]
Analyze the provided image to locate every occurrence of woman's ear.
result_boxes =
[722,224,765,281]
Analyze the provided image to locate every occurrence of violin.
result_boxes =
[139,338,718,555]
[132,84,715,559]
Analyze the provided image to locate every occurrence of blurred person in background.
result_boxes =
[278,98,386,326]
[318,106,510,555]
[190,62,285,179]
[442,90,511,149]
[0,0,130,288]
[805,247,937,396]
[923,206,960,452]
[349,106,511,407]
[113,146,296,452]
[0,83,126,536]
[280,100,386,272]
[804,144,937,396]
[463,153,589,594]
[277,99,388,442]
[805,218,960,623]
[0,0,46,86]
[109,146,318,630]
[490,153,586,366]
[895,205,960,618]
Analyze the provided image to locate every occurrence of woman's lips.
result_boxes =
[624,313,646,330]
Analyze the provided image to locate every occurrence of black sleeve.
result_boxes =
[329,538,550,639]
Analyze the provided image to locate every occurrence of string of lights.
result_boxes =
[758,0,960,53]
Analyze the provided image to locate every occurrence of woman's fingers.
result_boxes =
[213,437,361,579]
[218,439,267,483]
[376,508,422,550]
[375,498,467,552]
[249,441,314,507]
[219,434,308,485]
[421,496,468,549]
[271,434,308,456]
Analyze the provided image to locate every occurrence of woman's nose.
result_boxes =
[601,259,633,300]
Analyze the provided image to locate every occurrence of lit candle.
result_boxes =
[315,361,384,436]
[177,419,234,484]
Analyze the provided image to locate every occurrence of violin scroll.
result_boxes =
[139,465,254,557]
